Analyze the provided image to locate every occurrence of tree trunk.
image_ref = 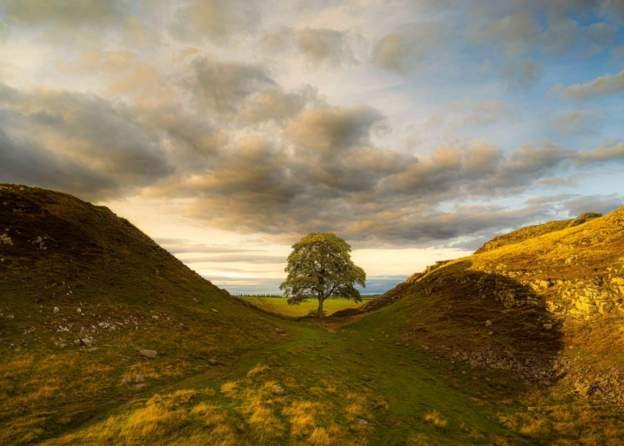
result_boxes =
[317,297,324,318]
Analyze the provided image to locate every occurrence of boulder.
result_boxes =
[139,349,157,359]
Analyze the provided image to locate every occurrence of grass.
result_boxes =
[238,295,374,317]
[2,185,624,445]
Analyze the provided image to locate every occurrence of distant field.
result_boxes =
[239,295,375,317]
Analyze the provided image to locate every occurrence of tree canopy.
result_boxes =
[280,233,366,317]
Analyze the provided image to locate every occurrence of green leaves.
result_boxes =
[280,233,366,311]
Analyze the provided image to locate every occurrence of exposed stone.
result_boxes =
[139,349,157,359]
[0,233,13,246]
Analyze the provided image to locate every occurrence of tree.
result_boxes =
[280,233,366,318]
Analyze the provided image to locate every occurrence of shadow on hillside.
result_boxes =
[375,260,565,382]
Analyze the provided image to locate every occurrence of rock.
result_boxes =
[543,323,553,330]
[208,358,220,366]
[484,320,492,327]
[0,233,13,246]
[139,349,157,359]
[357,418,369,425]
[53,306,60,313]
[211,308,218,313]
[77,308,82,314]
[32,235,47,249]
[79,337,93,346]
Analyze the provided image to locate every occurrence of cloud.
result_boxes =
[149,133,624,245]
[470,11,540,55]
[563,194,624,215]
[553,110,601,135]
[295,28,356,66]
[170,0,261,42]
[186,56,275,113]
[501,59,542,89]
[575,143,624,163]
[0,128,116,198]
[561,70,624,99]
[1,0,623,253]
[372,33,409,72]
[156,238,261,255]
[63,50,174,106]
[180,254,285,264]
[371,22,448,73]
[239,86,315,124]
[285,105,383,152]
[261,27,356,67]
[587,22,616,46]
[0,82,172,198]
[0,0,126,27]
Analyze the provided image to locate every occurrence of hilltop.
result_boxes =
[1,184,623,445]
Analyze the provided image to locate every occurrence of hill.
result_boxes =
[368,207,624,442]
[2,184,623,445]
[0,184,295,444]
[474,212,602,253]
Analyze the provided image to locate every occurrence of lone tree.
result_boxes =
[280,233,366,318]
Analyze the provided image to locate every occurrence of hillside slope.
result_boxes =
[0,185,293,444]
[371,207,624,441]
[2,185,623,445]
[474,212,602,254]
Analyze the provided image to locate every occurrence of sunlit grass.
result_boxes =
[238,295,372,317]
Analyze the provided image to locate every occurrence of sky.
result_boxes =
[0,0,623,294]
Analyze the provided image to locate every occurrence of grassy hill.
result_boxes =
[2,184,623,445]
[0,185,295,444]
[366,206,624,443]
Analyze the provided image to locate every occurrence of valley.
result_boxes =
[1,185,624,445]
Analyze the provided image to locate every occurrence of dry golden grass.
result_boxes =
[423,411,448,429]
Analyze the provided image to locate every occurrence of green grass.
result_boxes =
[37,304,530,446]
[3,186,624,445]
[238,295,373,317]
